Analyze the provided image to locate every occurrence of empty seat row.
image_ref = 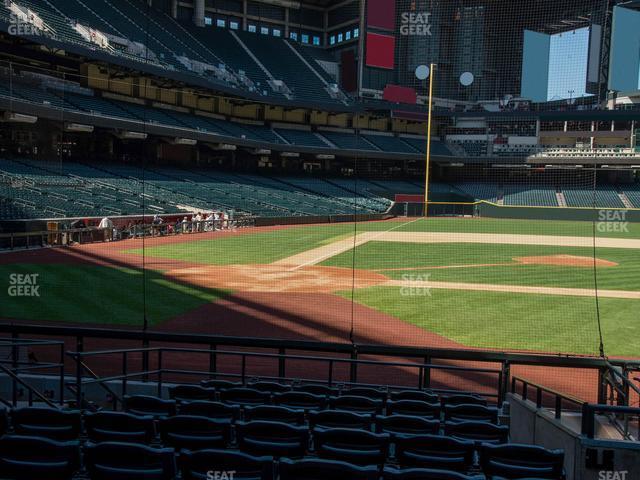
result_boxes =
[0,434,564,480]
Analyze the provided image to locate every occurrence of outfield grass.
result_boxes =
[341,287,639,356]
[0,264,227,326]
[324,241,640,291]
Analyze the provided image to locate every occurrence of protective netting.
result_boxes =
[0,0,638,401]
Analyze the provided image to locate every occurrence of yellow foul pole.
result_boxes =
[424,63,436,217]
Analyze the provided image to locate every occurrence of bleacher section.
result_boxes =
[0,0,350,105]
[624,184,640,208]
[563,187,625,209]
[0,76,428,157]
[0,159,395,220]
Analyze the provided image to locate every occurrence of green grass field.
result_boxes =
[3,217,639,356]
[0,264,227,326]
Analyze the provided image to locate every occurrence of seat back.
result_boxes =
[179,400,241,421]
[383,466,482,480]
[444,404,498,423]
[308,410,372,430]
[387,400,441,419]
[444,421,509,444]
[124,395,177,418]
[395,434,475,472]
[479,443,565,479]
[279,457,379,480]
[442,394,487,407]
[84,411,155,444]
[0,434,80,480]
[11,407,81,440]
[85,441,176,480]
[293,384,339,397]
[181,449,273,480]
[329,395,383,415]
[236,420,309,458]
[248,381,291,393]
[345,387,388,401]
[376,415,440,436]
[390,390,439,404]
[168,384,215,402]
[244,405,305,425]
[273,391,326,410]
[159,415,232,450]
[220,388,271,406]
[313,427,390,465]
[200,379,243,390]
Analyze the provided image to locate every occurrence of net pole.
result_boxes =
[424,63,436,217]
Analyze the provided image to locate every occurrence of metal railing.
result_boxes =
[2,323,640,411]
[0,337,65,407]
[581,404,640,440]
[66,345,503,409]
[511,375,586,419]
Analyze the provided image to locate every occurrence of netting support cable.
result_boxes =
[590,168,605,359]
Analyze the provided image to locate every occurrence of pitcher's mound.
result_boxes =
[514,255,618,268]
[164,264,389,293]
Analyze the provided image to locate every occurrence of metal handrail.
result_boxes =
[511,375,585,419]
[66,345,504,408]
[581,404,640,440]
[0,363,59,409]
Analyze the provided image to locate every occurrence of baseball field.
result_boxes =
[1,216,639,357]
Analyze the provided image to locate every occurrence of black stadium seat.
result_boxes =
[293,384,340,397]
[179,400,241,421]
[168,384,216,402]
[200,379,243,390]
[390,390,439,404]
[329,395,384,415]
[444,404,498,424]
[442,394,487,407]
[236,420,309,458]
[309,409,372,430]
[84,411,155,444]
[248,381,291,393]
[273,391,327,410]
[376,414,440,436]
[444,420,509,444]
[345,387,388,401]
[383,466,484,480]
[395,434,475,472]
[244,405,305,425]
[181,449,273,480]
[11,407,81,440]
[313,427,390,465]
[387,400,441,419]
[0,434,80,480]
[279,457,379,480]
[124,395,177,418]
[158,415,232,450]
[85,441,176,480]
[479,443,565,479]
[220,388,272,407]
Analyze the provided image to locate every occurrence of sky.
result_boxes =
[546,26,591,101]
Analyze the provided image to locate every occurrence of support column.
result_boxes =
[193,0,205,27]
[170,0,177,19]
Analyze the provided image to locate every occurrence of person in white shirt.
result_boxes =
[98,217,114,241]
[205,212,214,231]
[181,216,189,234]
